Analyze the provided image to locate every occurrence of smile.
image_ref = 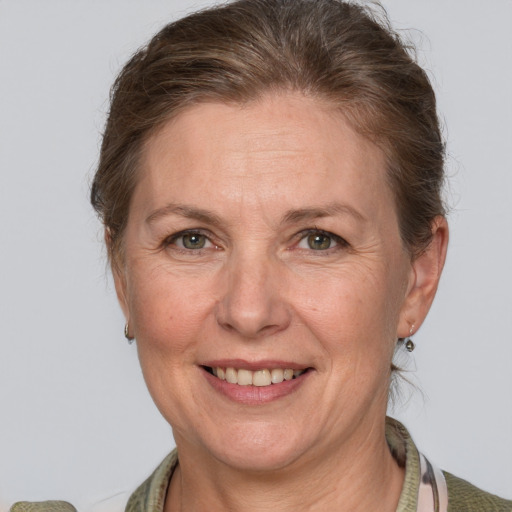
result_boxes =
[204,366,308,387]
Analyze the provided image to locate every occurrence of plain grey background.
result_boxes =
[1,1,511,510]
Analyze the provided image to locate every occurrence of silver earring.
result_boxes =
[124,323,135,344]
[405,324,415,352]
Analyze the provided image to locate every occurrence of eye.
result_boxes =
[305,233,333,250]
[296,230,346,251]
[167,231,213,250]
[181,233,207,249]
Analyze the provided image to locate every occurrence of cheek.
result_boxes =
[126,263,216,358]
[292,263,403,365]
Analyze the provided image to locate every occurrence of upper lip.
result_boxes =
[201,359,310,371]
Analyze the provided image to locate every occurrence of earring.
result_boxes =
[124,323,135,344]
[405,324,415,352]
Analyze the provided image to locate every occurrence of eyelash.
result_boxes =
[162,228,349,254]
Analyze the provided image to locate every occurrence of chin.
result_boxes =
[197,423,310,473]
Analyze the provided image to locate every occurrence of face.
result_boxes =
[115,92,435,472]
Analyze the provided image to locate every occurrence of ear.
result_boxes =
[397,216,449,337]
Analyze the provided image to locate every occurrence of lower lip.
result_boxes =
[202,368,311,405]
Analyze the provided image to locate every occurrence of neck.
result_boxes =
[165,418,405,512]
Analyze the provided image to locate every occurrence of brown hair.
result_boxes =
[91,0,445,265]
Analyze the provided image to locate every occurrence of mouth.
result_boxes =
[202,366,311,387]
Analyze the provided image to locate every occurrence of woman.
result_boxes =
[9,0,511,510]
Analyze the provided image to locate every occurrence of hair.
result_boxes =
[91,0,446,267]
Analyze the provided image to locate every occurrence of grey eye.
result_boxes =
[306,233,332,250]
[181,233,207,249]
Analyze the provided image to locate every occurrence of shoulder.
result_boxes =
[444,471,512,512]
[9,502,77,512]
[9,453,178,512]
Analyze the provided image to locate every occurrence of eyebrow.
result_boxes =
[281,203,366,225]
[145,203,223,227]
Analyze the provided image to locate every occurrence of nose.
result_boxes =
[215,252,291,339]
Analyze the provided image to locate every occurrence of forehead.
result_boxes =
[135,92,395,222]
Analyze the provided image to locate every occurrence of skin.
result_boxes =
[114,92,448,511]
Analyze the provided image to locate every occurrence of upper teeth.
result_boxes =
[212,367,305,386]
